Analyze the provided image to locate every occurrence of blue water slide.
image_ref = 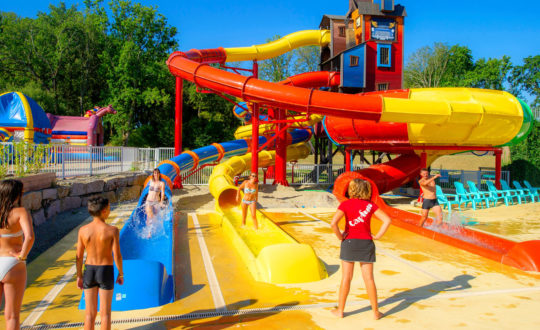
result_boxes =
[79,129,310,311]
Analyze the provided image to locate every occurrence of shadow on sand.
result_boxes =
[345,274,475,318]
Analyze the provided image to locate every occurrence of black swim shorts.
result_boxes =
[340,239,376,263]
[422,198,440,210]
[83,265,115,290]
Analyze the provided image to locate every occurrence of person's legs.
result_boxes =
[433,205,443,226]
[331,260,354,318]
[2,262,26,330]
[145,204,154,221]
[419,208,429,226]
[249,202,258,229]
[360,262,382,320]
[98,289,114,330]
[241,202,248,226]
[84,287,99,330]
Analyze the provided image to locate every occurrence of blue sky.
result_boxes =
[1,0,539,65]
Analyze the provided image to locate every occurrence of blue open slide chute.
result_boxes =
[79,129,310,311]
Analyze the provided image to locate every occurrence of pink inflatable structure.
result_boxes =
[47,105,116,146]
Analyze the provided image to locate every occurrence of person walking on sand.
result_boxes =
[418,168,443,227]
[236,173,259,229]
[330,179,391,320]
[0,179,34,330]
[76,197,123,330]
[145,168,165,222]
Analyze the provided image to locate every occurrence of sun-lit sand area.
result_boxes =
[6,186,540,329]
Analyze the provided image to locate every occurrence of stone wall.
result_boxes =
[22,172,148,226]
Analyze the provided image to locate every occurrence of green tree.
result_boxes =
[0,3,106,115]
[259,35,294,82]
[504,122,540,185]
[293,46,320,74]
[100,0,177,146]
[404,43,450,88]
[509,55,540,107]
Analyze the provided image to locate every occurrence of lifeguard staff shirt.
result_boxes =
[338,198,378,240]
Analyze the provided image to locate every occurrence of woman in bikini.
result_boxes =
[0,179,35,330]
[236,173,259,230]
[145,168,165,222]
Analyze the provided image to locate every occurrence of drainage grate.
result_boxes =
[22,302,339,329]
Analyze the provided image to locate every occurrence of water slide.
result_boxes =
[83,29,537,311]
[79,130,311,311]
[328,90,540,272]
[166,30,539,273]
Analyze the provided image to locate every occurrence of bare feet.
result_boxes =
[330,308,343,318]
[373,311,383,320]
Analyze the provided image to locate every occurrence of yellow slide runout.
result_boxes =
[234,114,324,139]
[224,30,330,62]
[208,143,328,283]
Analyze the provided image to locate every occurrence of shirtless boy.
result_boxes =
[418,168,443,227]
[76,197,123,330]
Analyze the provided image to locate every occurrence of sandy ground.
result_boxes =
[173,184,339,211]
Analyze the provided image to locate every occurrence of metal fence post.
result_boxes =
[316,164,319,185]
[89,146,93,176]
[121,147,124,172]
[61,144,65,179]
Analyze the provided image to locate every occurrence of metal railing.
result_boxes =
[0,142,515,192]
[0,143,140,178]
[136,148,175,171]
[179,163,370,186]
[430,169,510,192]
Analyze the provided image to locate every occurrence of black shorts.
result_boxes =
[83,265,114,290]
[340,239,376,263]
[422,198,440,210]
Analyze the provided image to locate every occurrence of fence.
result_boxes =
[180,163,370,186]
[0,142,513,192]
[534,107,540,121]
[430,169,510,192]
[0,143,141,178]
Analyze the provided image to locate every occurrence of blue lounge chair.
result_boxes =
[485,181,514,206]
[499,180,523,204]
[436,185,461,213]
[524,181,540,201]
[454,182,489,210]
[467,181,496,207]
[513,181,536,203]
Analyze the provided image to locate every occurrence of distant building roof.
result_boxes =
[319,15,346,29]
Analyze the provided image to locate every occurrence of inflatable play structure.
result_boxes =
[85,0,539,311]
[0,92,52,143]
[47,105,116,146]
[0,91,115,146]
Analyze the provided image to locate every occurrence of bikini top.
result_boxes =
[149,183,160,192]
[0,230,23,238]
[244,186,256,194]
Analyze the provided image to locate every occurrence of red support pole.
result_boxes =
[345,148,351,172]
[420,152,427,169]
[495,149,502,189]
[174,77,183,156]
[273,108,289,186]
[250,60,259,176]
[251,103,259,174]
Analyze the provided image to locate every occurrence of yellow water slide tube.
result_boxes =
[208,144,328,284]
[234,114,324,139]
[224,30,330,62]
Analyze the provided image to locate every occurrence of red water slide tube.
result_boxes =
[167,50,381,121]
[333,156,540,272]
